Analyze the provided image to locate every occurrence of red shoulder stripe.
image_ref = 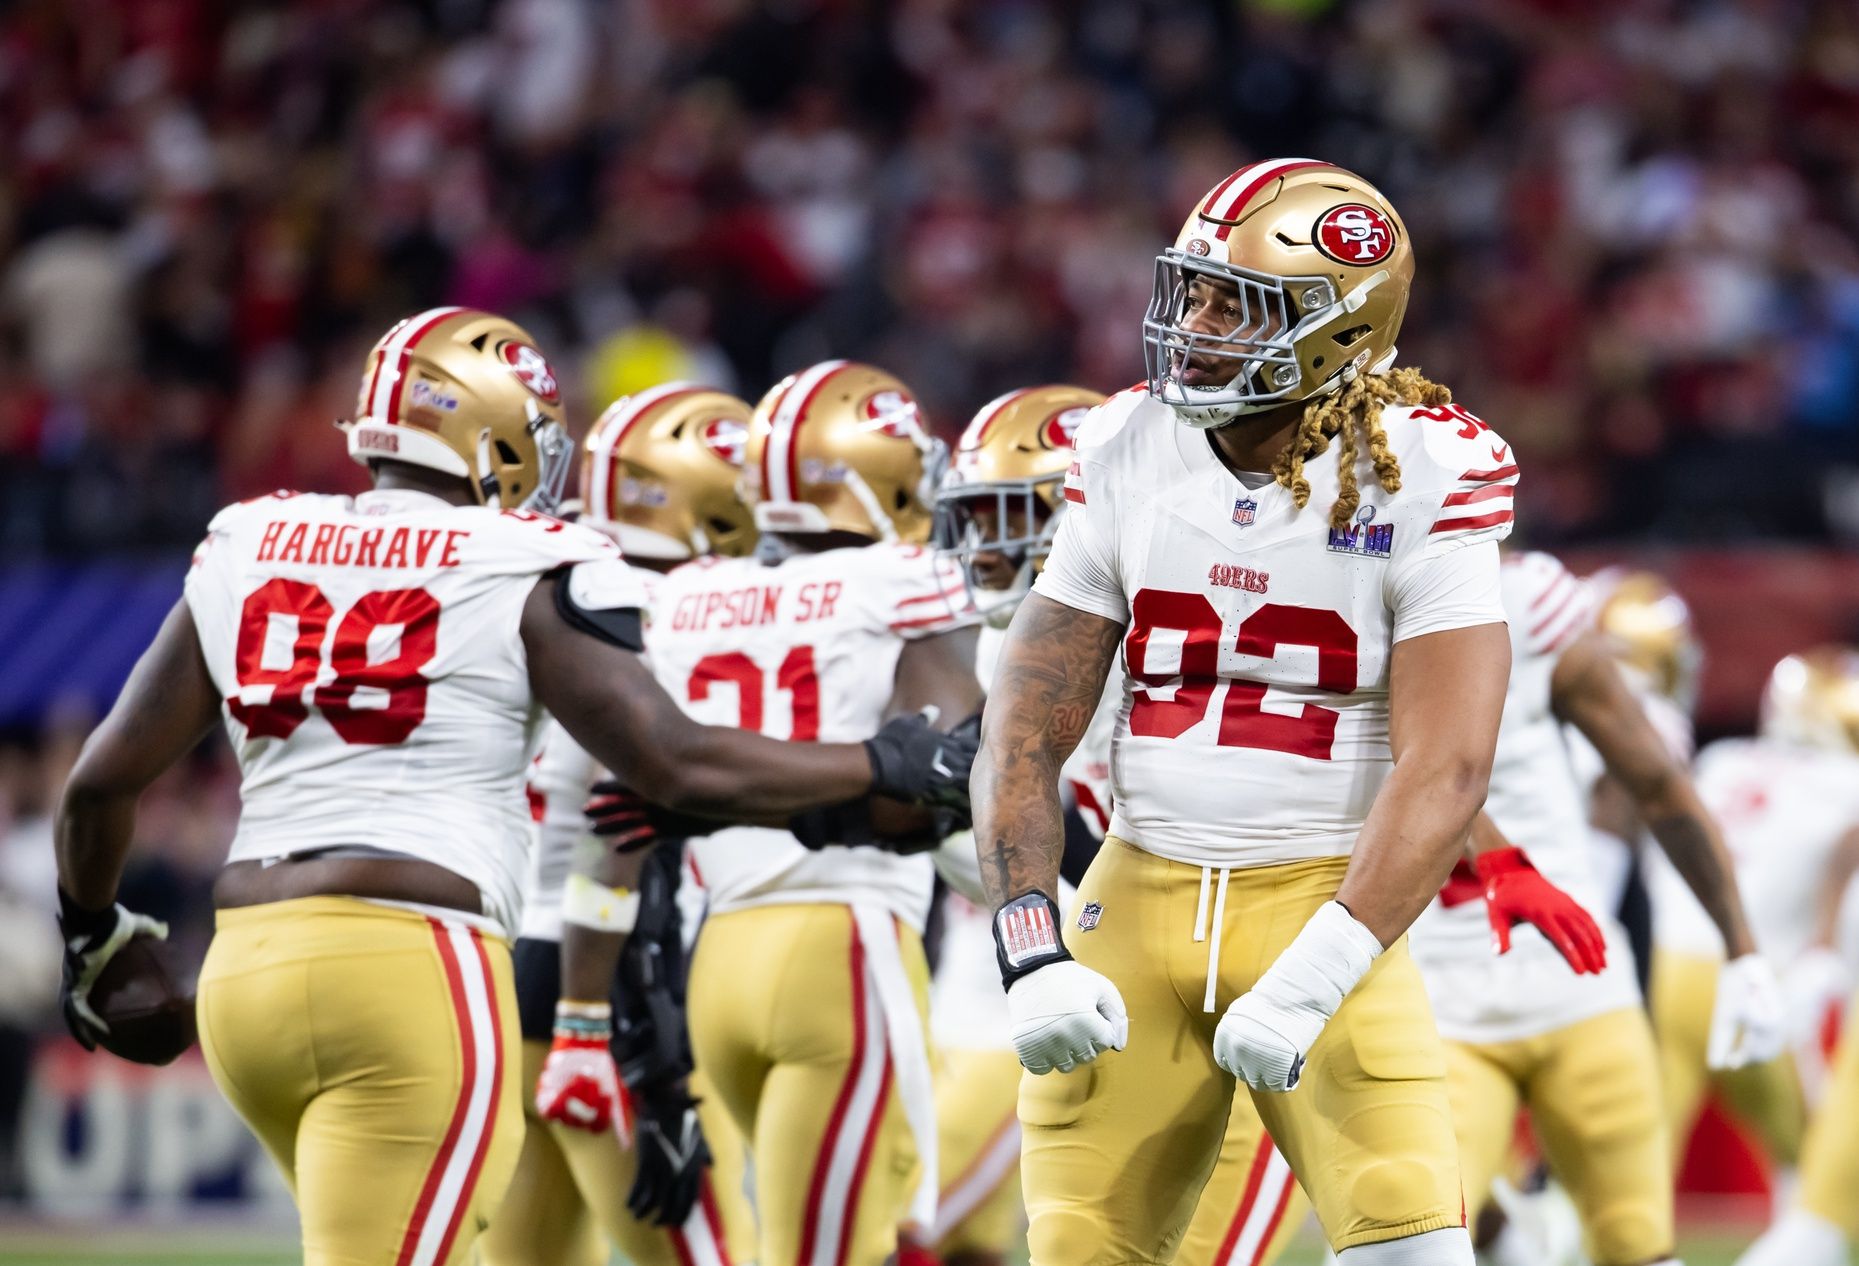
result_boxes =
[1428,510,1512,535]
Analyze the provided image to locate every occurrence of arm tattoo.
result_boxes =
[972,595,1124,908]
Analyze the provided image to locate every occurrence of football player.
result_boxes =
[1577,579,1813,1178]
[51,312,975,1266]
[1407,550,1776,1266]
[1718,650,1859,1266]
[973,160,1516,1264]
[645,360,985,1266]
[481,383,759,1266]
[930,385,1313,1266]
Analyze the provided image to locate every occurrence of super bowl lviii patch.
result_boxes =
[1326,504,1394,559]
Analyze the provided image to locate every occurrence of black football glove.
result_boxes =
[863,709,980,811]
[586,780,721,851]
[57,888,168,1052]
[626,1080,711,1226]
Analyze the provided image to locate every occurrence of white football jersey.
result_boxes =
[185,488,637,936]
[647,542,974,932]
[1410,551,1641,1042]
[1033,388,1515,868]
[516,564,663,944]
[1650,738,1859,965]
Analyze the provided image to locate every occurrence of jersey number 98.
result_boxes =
[230,579,440,745]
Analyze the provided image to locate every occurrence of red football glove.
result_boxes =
[1478,847,1608,975]
[536,1003,631,1143]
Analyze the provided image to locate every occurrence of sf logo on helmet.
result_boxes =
[700,416,748,467]
[861,390,921,440]
[1042,406,1090,451]
[498,340,562,405]
[1313,204,1395,266]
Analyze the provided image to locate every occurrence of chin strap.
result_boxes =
[475,428,503,508]
[842,470,900,543]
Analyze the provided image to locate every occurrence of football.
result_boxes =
[89,935,198,1066]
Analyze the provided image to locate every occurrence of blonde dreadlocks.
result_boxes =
[1272,366,1451,530]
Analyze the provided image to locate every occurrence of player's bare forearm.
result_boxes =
[1551,631,1755,957]
[56,600,221,911]
[1336,623,1509,945]
[561,922,627,1004]
[1646,809,1754,957]
[1464,811,1509,860]
[973,593,1123,907]
[523,580,874,815]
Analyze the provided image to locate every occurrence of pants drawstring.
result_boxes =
[1195,865,1232,1013]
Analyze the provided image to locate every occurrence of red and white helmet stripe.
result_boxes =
[759,359,851,504]
[585,381,705,525]
[1198,159,1329,240]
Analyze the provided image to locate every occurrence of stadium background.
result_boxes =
[1,0,1855,1260]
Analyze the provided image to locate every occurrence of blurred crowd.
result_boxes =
[1,0,1858,557]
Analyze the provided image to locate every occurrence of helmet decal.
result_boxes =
[498,340,562,404]
[1185,238,1212,257]
[699,415,749,467]
[860,389,920,439]
[1041,406,1091,451]
[1313,204,1396,266]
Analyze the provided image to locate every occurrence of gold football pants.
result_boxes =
[1651,949,1805,1167]
[927,1047,1025,1258]
[197,897,523,1266]
[1176,1094,1309,1266]
[688,902,930,1266]
[477,1043,755,1266]
[1796,984,1859,1236]
[1446,1006,1672,1266]
[1019,841,1463,1263]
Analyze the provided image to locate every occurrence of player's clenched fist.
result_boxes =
[993,891,1128,1074]
[536,1001,630,1140]
[1008,961,1129,1074]
[1215,901,1384,1092]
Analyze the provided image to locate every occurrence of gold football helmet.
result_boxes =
[934,385,1106,622]
[342,306,573,511]
[1144,159,1414,428]
[1594,570,1701,709]
[1760,646,1859,755]
[740,360,945,543]
[582,382,758,561]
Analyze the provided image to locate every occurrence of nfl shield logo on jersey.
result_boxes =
[1232,498,1257,528]
[1076,902,1104,932]
[1327,504,1395,559]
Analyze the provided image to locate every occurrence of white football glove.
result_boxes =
[1708,953,1787,1071]
[1007,960,1129,1075]
[1215,901,1383,1092]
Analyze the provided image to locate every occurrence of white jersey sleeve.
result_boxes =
[1033,391,1141,625]
[184,489,618,935]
